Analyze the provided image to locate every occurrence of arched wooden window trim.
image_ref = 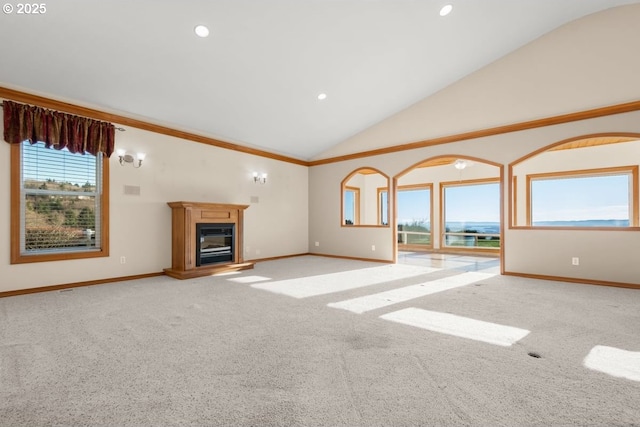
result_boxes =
[341,167,390,228]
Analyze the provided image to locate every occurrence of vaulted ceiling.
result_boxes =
[1,0,638,160]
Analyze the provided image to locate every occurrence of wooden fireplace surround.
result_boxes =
[164,201,254,279]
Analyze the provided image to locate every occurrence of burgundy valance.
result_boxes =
[3,100,115,157]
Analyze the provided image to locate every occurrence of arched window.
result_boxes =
[341,168,390,227]
[394,156,501,252]
[510,134,640,229]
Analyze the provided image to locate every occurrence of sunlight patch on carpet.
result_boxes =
[584,345,640,381]
[250,265,439,298]
[328,272,495,314]
[226,275,272,284]
[380,307,530,347]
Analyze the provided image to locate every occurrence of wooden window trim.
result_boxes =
[340,167,390,228]
[377,187,387,226]
[512,175,518,226]
[440,178,500,253]
[508,133,640,230]
[344,186,361,226]
[10,143,110,264]
[397,183,434,249]
[524,165,639,229]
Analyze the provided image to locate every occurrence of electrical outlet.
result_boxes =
[572,257,579,266]
[315,241,319,247]
[371,245,376,251]
[120,256,126,264]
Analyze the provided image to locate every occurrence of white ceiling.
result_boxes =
[1,0,638,160]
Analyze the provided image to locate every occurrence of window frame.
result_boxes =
[396,183,434,249]
[340,167,389,228]
[10,142,110,264]
[440,178,501,252]
[525,165,639,228]
[343,186,360,226]
[377,187,388,226]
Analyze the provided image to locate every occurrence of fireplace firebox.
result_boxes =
[196,223,234,266]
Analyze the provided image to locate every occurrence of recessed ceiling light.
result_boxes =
[317,93,327,100]
[194,25,210,38]
[439,4,453,17]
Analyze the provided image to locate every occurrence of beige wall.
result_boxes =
[0,116,309,292]
[512,140,640,226]
[309,110,640,284]
[308,4,640,285]
[4,5,640,291]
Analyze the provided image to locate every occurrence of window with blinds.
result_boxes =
[20,141,103,254]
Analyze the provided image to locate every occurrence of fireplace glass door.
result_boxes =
[196,224,234,266]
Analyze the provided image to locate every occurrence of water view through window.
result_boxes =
[397,186,431,245]
[443,182,500,248]
[530,173,632,227]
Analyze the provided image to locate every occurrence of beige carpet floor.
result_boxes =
[1,254,639,426]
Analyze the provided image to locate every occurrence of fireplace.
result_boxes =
[196,223,234,266]
[164,201,254,279]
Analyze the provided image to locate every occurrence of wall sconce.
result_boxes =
[117,149,146,168]
[253,172,267,184]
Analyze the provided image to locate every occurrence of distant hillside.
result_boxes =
[24,179,97,250]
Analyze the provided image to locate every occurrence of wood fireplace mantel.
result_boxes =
[164,201,254,279]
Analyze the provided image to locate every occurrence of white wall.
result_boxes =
[313,3,640,161]
[0,116,308,292]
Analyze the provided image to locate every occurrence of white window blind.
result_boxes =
[20,141,103,254]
